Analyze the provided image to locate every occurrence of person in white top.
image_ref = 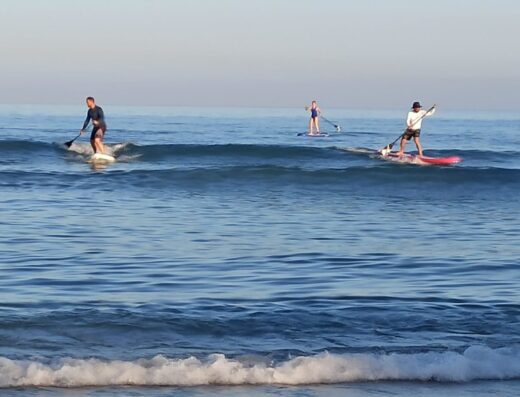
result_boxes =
[397,101,436,157]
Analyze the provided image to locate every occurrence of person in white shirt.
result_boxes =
[397,101,436,157]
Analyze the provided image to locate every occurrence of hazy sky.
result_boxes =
[1,0,519,109]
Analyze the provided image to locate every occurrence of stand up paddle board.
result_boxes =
[90,153,116,164]
[382,152,461,165]
[344,147,461,166]
[297,132,329,137]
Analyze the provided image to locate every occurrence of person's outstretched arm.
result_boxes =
[81,110,91,131]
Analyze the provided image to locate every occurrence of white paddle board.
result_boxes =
[90,153,116,163]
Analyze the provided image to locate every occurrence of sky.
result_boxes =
[1,0,519,110]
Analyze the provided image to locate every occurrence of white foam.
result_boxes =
[111,142,132,154]
[66,142,132,157]
[65,142,94,156]
[1,346,519,388]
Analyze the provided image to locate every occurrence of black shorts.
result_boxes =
[90,125,106,140]
[403,128,421,141]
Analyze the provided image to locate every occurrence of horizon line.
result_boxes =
[0,102,518,114]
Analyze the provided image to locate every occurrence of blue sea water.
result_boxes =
[0,105,519,396]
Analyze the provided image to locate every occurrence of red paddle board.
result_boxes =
[384,152,461,165]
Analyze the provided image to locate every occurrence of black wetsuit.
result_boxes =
[82,106,107,140]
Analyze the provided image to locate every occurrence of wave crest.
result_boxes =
[1,346,520,387]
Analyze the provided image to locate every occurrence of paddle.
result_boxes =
[64,132,82,148]
[304,106,342,132]
[380,105,436,155]
[320,116,342,132]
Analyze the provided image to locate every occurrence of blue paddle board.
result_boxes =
[297,132,329,137]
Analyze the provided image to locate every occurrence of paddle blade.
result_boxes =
[379,144,392,155]
[65,133,81,148]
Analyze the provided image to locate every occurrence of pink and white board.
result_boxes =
[383,152,461,166]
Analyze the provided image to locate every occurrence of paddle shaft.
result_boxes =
[320,115,341,131]
[385,105,436,150]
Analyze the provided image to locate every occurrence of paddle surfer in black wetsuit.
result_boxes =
[80,97,107,154]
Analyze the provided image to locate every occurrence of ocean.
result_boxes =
[0,105,519,396]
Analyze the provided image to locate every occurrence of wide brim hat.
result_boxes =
[412,101,422,109]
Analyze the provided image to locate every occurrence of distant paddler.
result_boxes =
[305,100,321,135]
[397,101,436,157]
[80,96,107,154]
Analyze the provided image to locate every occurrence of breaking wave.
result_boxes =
[1,346,520,387]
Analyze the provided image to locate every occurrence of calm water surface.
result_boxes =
[0,105,519,396]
